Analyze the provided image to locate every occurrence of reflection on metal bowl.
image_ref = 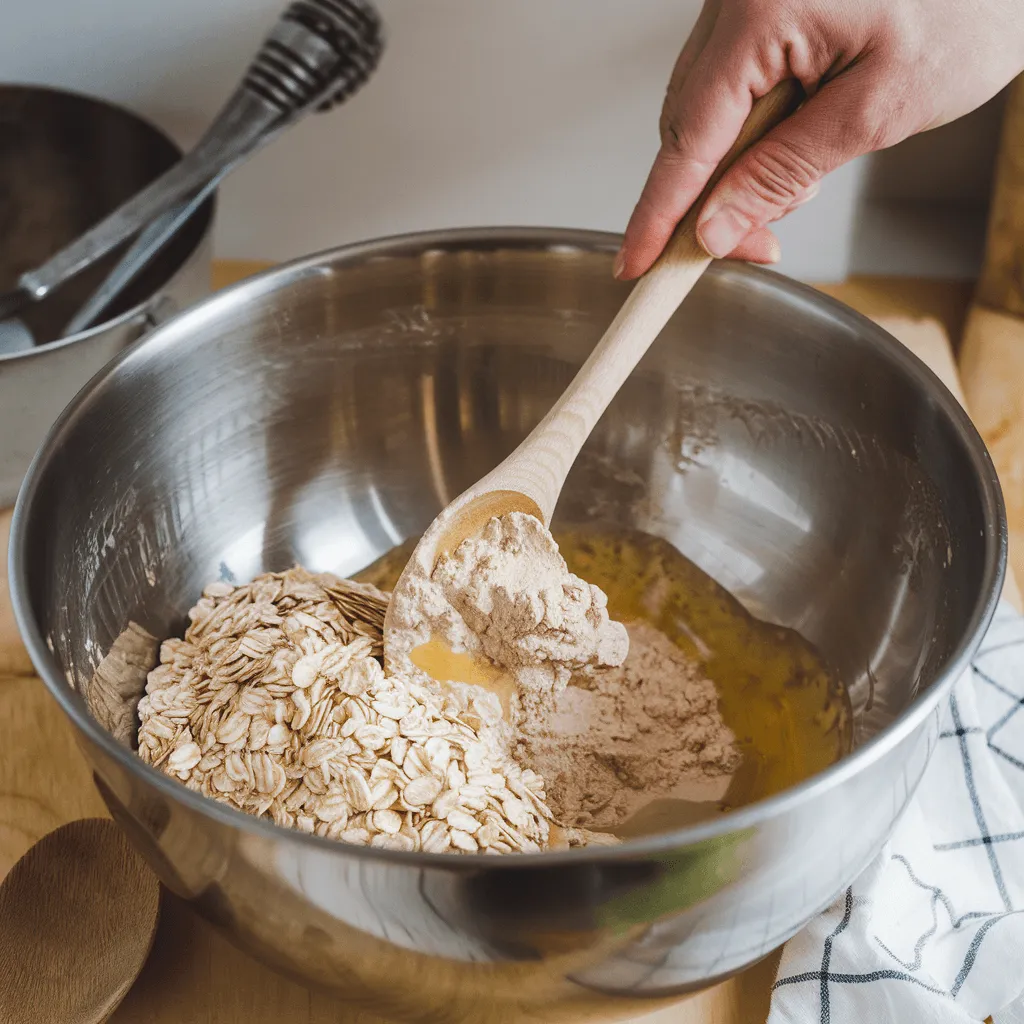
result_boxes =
[10,229,1005,1021]
[0,84,214,504]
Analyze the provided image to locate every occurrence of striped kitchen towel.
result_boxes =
[769,602,1024,1023]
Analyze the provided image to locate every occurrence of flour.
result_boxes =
[385,512,739,842]
[519,619,741,832]
[434,513,629,673]
[386,512,628,729]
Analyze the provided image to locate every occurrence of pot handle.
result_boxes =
[140,294,180,334]
[110,293,180,351]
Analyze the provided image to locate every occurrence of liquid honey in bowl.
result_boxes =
[359,524,851,840]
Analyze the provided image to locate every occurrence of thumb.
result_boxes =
[696,73,879,259]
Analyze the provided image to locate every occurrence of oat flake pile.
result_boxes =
[137,568,553,854]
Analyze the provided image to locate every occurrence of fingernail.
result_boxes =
[697,206,751,259]
[765,237,782,264]
[612,248,626,279]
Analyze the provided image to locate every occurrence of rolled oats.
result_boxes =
[137,567,554,854]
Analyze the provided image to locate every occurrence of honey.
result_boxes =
[554,527,851,819]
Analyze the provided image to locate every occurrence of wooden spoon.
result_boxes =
[383,80,804,686]
[0,817,161,1024]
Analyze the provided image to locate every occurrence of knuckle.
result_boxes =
[658,106,677,146]
[653,134,716,189]
[658,99,690,151]
[847,87,906,151]
[658,98,708,158]
[658,72,687,147]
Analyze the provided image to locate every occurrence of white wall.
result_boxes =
[0,0,1004,282]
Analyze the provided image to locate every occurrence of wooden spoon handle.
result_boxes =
[486,79,804,522]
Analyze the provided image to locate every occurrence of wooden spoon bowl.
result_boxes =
[0,817,161,1024]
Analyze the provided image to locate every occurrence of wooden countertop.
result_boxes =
[0,264,1013,1023]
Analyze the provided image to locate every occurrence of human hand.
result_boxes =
[616,0,1024,279]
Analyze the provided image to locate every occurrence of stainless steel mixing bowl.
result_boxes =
[10,228,1005,1022]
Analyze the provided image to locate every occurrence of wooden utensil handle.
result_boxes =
[490,79,804,522]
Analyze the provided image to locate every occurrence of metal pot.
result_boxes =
[10,229,1005,1020]
[0,84,214,505]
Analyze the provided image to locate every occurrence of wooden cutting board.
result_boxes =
[960,74,1024,593]
[0,264,1011,1023]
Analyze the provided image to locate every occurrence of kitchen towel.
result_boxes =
[768,601,1024,1024]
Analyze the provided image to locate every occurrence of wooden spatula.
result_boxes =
[383,80,804,683]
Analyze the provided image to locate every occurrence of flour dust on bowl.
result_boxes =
[10,229,1005,1022]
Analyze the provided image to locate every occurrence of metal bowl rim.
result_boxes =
[0,81,217,364]
[9,225,1008,869]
